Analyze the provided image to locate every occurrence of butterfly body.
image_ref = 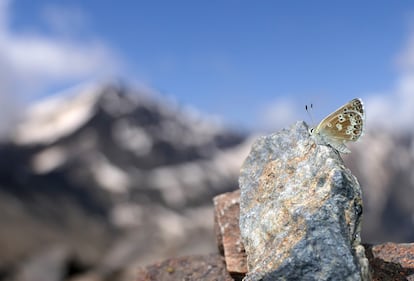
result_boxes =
[309,98,365,154]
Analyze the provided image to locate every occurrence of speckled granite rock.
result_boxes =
[239,121,371,281]
[214,190,414,281]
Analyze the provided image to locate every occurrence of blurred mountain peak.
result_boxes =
[0,80,251,273]
[13,82,105,145]
[11,82,231,147]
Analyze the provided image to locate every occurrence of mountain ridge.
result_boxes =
[0,83,250,272]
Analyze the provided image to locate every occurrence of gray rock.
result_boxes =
[239,121,371,281]
[13,246,70,281]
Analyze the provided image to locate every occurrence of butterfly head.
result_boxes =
[308,127,315,135]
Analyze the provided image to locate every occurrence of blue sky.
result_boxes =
[2,0,414,131]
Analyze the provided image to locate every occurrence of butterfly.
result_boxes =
[308,98,365,154]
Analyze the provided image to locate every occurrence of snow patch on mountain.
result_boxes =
[13,83,102,145]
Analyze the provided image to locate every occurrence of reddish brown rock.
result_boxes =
[213,190,247,277]
[135,254,233,281]
[365,243,414,281]
[371,242,414,269]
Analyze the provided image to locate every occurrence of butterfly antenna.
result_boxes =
[305,103,315,126]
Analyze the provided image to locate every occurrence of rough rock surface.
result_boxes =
[135,254,233,281]
[213,190,414,281]
[366,243,414,281]
[213,190,247,278]
[239,121,370,281]
[370,243,414,268]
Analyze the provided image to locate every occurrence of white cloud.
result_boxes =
[0,0,122,138]
[1,36,117,79]
[364,31,414,132]
[365,79,414,131]
[259,97,302,131]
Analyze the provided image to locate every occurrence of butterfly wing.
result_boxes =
[312,98,365,153]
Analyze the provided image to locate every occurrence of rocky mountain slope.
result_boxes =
[0,83,252,278]
[346,132,414,243]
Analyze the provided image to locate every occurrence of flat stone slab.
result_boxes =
[214,190,247,277]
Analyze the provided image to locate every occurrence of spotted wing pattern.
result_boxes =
[310,98,365,153]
